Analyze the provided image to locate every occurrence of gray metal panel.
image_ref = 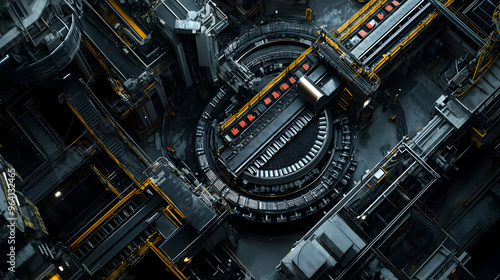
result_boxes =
[225,97,307,174]
[82,196,163,273]
[158,223,199,260]
[24,147,89,204]
[81,16,143,79]
[153,170,216,232]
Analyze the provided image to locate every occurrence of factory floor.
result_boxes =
[154,1,439,279]
[232,67,448,280]
[149,1,498,279]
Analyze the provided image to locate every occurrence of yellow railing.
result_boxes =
[455,4,500,97]
[81,35,111,74]
[68,101,144,187]
[104,261,128,280]
[161,205,183,228]
[369,5,445,75]
[108,0,147,40]
[145,178,186,220]
[321,32,343,55]
[90,164,123,198]
[104,232,162,280]
[337,0,379,34]
[69,185,146,251]
[220,46,315,131]
[339,0,390,42]
[148,238,188,280]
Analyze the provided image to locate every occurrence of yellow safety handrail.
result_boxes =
[104,232,162,280]
[104,261,128,280]
[68,102,144,187]
[321,32,343,55]
[145,178,186,220]
[220,46,315,131]
[70,185,145,251]
[369,5,445,75]
[81,35,111,74]
[148,239,188,280]
[305,8,312,21]
[455,4,500,97]
[339,0,390,42]
[161,205,183,228]
[108,0,147,40]
[90,164,123,198]
[337,0,378,34]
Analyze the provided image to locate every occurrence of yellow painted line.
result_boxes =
[108,0,147,40]
[220,46,315,131]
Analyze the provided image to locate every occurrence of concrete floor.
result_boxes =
[309,0,362,29]
[235,230,307,280]
[351,104,399,185]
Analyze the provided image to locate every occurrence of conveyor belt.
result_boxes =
[222,95,308,175]
[351,0,432,63]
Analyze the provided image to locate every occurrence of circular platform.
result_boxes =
[195,23,358,223]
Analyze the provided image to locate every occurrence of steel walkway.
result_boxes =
[66,87,150,186]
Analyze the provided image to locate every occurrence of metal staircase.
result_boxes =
[66,88,149,185]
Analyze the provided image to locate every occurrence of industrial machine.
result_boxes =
[1,0,500,279]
